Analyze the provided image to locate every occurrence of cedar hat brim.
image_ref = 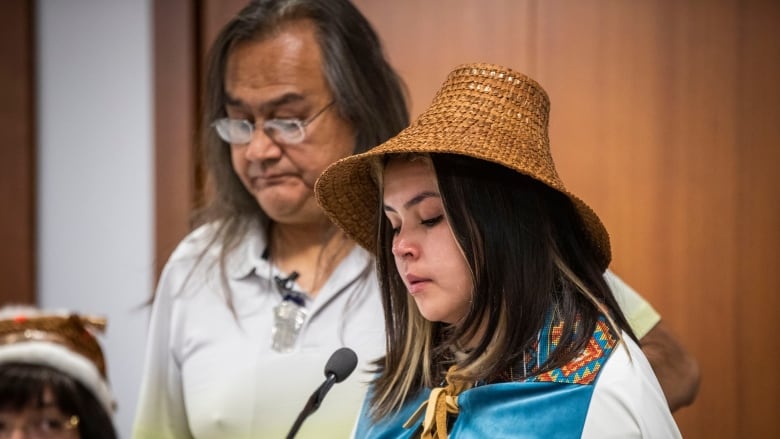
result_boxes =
[315,63,611,270]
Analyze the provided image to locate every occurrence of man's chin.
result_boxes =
[258,199,322,224]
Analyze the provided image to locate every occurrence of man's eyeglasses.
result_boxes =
[212,101,335,146]
[0,414,79,438]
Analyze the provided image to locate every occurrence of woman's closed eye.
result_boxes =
[389,215,443,236]
[421,215,444,227]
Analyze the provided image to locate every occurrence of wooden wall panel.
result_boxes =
[153,0,198,278]
[735,1,780,436]
[540,2,739,437]
[0,0,35,304]
[356,0,538,118]
[533,2,742,436]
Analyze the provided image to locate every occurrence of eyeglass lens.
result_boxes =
[214,101,333,145]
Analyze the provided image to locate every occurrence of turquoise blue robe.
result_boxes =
[353,315,618,438]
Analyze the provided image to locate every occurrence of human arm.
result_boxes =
[637,320,700,412]
[604,269,700,412]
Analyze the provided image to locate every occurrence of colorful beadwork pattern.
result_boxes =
[524,314,618,385]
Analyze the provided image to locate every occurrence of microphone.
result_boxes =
[274,271,300,294]
[286,347,358,439]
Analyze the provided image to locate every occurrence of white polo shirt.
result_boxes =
[133,222,385,439]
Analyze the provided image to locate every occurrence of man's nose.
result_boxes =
[243,125,282,161]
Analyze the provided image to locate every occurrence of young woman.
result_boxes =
[0,307,117,439]
[315,63,682,437]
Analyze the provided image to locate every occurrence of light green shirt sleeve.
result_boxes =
[604,269,661,339]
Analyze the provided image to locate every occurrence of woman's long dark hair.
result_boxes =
[371,153,635,419]
[0,363,117,439]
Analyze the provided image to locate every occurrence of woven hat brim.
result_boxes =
[315,135,611,270]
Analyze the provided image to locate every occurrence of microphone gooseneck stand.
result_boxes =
[286,347,358,439]
[286,373,338,439]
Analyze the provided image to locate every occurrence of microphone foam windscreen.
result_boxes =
[324,347,358,382]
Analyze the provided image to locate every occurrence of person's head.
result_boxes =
[315,63,633,416]
[199,0,409,231]
[0,307,117,439]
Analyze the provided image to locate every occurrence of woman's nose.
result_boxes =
[392,231,420,259]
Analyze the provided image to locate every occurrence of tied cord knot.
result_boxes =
[403,366,470,439]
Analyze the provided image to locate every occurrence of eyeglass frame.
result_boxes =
[212,100,335,146]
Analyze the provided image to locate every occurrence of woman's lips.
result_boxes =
[405,274,431,295]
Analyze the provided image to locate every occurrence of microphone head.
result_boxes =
[324,347,358,383]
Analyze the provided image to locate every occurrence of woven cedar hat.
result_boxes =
[0,306,114,413]
[315,63,611,269]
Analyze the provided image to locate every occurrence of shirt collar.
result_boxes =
[224,223,375,294]
[225,225,270,280]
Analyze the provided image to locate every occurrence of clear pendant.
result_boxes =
[271,298,308,353]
